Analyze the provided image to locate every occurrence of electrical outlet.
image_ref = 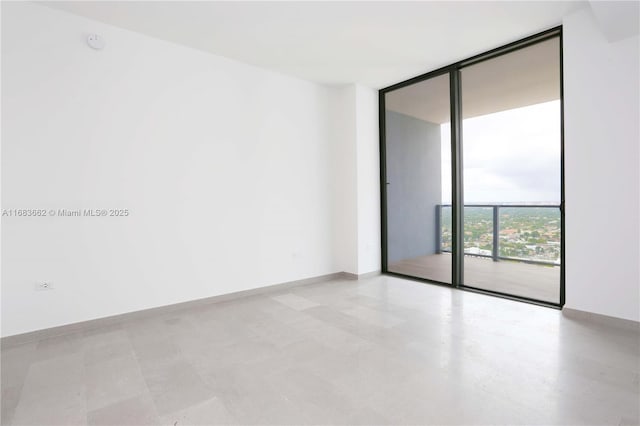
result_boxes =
[35,282,54,291]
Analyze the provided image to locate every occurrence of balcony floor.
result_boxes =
[389,253,560,303]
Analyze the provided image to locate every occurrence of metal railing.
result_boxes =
[436,204,561,266]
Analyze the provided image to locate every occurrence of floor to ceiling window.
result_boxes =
[384,73,452,284]
[380,28,564,307]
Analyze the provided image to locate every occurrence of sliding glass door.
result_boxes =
[384,73,452,284]
[380,28,563,306]
[460,37,562,303]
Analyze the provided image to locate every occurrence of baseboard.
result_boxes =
[341,270,382,280]
[562,308,640,331]
[358,270,382,279]
[1,272,345,348]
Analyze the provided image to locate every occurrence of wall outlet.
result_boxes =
[35,282,54,291]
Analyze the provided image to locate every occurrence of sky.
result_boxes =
[440,100,561,204]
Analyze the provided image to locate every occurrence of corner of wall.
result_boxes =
[329,84,381,276]
[562,6,640,322]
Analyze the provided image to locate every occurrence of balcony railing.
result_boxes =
[436,204,561,266]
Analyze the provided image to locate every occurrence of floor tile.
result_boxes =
[85,352,148,411]
[142,359,215,416]
[160,396,235,425]
[271,292,320,311]
[12,354,86,425]
[87,392,159,426]
[83,329,134,366]
[1,385,22,425]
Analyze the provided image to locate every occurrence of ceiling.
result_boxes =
[386,37,561,123]
[589,0,640,42]
[42,1,586,88]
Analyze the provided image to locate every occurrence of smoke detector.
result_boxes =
[87,34,105,50]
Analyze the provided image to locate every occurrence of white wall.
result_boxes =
[1,2,344,336]
[328,85,359,275]
[328,84,381,276]
[355,85,381,275]
[563,8,640,321]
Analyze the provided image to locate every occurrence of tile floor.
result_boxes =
[1,275,639,425]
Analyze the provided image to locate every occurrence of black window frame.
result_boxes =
[379,26,565,309]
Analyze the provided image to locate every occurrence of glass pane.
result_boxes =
[461,37,562,303]
[464,207,494,257]
[384,73,452,284]
[499,207,561,264]
[441,206,452,252]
